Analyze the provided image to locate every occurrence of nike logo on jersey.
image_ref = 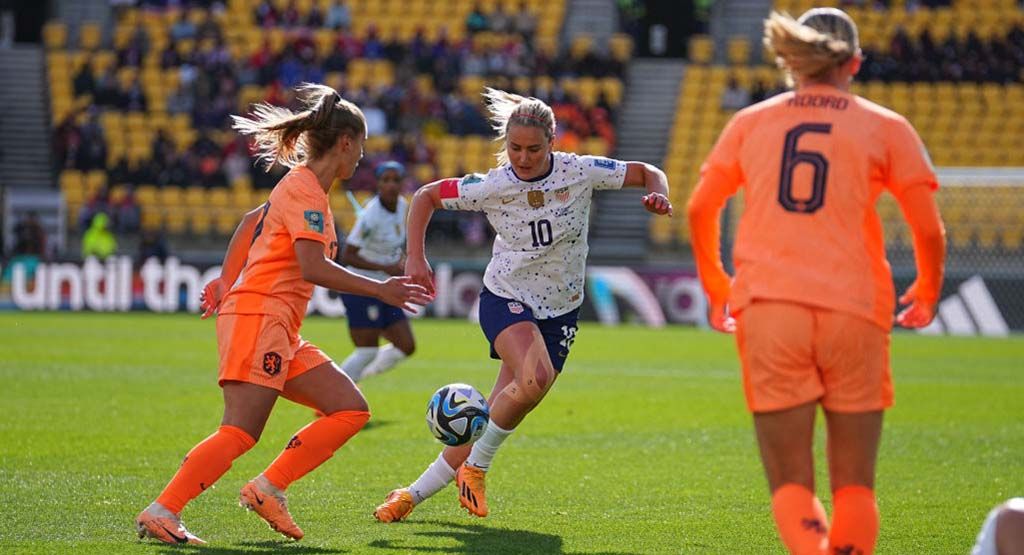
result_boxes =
[501,197,515,204]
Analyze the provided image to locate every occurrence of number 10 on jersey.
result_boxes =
[529,219,553,247]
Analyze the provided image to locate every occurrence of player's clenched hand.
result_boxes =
[404,255,435,296]
[708,301,736,333]
[642,193,673,217]
[200,277,226,319]
[896,283,935,328]
[377,276,434,312]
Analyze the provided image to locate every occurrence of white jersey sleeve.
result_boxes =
[343,196,407,281]
[578,155,627,190]
[439,173,493,212]
[345,208,369,249]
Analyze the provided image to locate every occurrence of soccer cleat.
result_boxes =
[373,489,415,523]
[456,464,488,517]
[135,502,206,545]
[239,478,304,541]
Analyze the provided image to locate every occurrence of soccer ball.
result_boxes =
[426,383,490,446]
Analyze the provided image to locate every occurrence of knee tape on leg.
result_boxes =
[498,340,552,405]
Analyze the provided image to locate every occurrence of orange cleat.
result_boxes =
[373,489,415,523]
[456,464,488,517]
[135,503,206,545]
[239,477,304,541]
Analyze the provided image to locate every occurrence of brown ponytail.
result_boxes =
[231,83,366,170]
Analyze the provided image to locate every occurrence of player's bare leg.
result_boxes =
[455,322,558,517]
[753,401,828,555]
[824,410,884,555]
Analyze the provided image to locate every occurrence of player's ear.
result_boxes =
[848,49,863,78]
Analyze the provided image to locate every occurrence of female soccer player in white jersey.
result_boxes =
[337,161,416,382]
[373,87,673,522]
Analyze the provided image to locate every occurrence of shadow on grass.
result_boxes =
[360,419,396,432]
[368,520,639,555]
[157,540,346,554]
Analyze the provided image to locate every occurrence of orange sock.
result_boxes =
[829,486,879,555]
[262,410,370,490]
[156,425,256,514]
[771,483,829,555]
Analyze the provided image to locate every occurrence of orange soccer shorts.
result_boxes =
[216,313,330,391]
[734,300,893,413]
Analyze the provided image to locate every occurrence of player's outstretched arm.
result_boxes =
[894,184,946,328]
[404,180,447,296]
[687,172,736,333]
[200,203,265,319]
[295,239,433,311]
[623,162,673,216]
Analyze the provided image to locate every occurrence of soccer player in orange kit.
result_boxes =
[134,84,432,545]
[687,9,946,555]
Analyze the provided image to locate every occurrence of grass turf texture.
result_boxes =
[0,312,1021,554]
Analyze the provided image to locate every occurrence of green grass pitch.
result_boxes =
[1,312,1021,554]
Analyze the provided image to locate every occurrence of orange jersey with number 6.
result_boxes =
[698,84,937,330]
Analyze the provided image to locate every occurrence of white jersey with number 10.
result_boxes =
[439,151,627,318]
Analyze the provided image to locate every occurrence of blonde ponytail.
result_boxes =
[231,82,366,170]
[764,9,859,87]
[482,87,556,166]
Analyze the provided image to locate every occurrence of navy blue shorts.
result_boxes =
[478,288,580,372]
[340,293,407,329]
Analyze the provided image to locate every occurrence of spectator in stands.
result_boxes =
[75,114,108,171]
[79,185,112,230]
[363,99,388,136]
[325,0,351,30]
[74,59,96,98]
[138,230,169,264]
[513,2,537,40]
[323,41,349,73]
[119,78,148,112]
[114,185,141,234]
[254,0,280,27]
[721,77,751,110]
[489,4,512,34]
[94,67,121,107]
[750,80,768,104]
[81,213,117,260]
[466,3,489,35]
[12,212,47,258]
[166,83,194,115]
[171,11,197,41]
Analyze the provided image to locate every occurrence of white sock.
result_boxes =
[340,346,378,382]
[361,344,408,378]
[465,422,514,471]
[408,452,456,505]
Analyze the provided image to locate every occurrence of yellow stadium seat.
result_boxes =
[726,36,750,65]
[80,22,103,51]
[191,210,213,236]
[165,208,188,235]
[141,207,163,232]
[609,33,633,63]
[688,35,714,64]
[43,22,67,50]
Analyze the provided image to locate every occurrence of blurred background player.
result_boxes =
[373,87,673,522]
[975,498,1024,555]
[135,84,431,545]
[687,9,946,555]
[337,160,415,382]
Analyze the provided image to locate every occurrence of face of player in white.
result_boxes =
[506,124,553,181]
[376,169,402,211]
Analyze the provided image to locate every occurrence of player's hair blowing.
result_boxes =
[764,8,859,87]
[482,87,556,166]
[231,83,366,170]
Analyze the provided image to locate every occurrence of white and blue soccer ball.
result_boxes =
[426,383,490,446]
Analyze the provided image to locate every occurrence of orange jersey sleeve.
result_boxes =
[219,166,338,327]
[697,84,941,330]
[688,117,745,306]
